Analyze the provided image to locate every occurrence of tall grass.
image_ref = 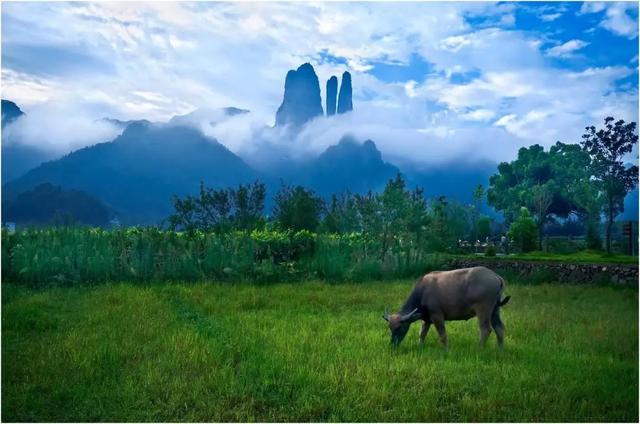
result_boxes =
[2,227,447,286]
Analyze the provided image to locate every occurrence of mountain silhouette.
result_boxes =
[1,99,24,127]
[275,63,323,127]
[300,136,399,196]
[3,121,257,224]
[2,182,115,227]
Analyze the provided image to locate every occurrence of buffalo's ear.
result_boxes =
[381,315,389,322]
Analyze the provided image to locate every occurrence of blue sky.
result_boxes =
[1,1,638,165]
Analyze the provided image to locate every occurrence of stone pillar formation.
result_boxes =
[337,71,353,114]
[326,76,338,116]
[275,63,324,127]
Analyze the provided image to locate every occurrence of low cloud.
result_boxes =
[2,99,123,153]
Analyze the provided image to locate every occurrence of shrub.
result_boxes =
[508,207,538,253]
[485,245,496,257]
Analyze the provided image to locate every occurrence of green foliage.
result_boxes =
[1,227,449,286]
[2,282,637,422]
[476,216,492,240]
[580,117,639,252]
[273,185,324,232]
[508,207,538,253]
[484,245,496,257]
[168,181,266,233]
[487,143,591,249]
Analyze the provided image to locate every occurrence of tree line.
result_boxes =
[487,116,637,253]
[168,117,638,254]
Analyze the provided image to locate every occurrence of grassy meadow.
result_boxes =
[2,280,638,422]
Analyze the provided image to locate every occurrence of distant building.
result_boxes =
[109,217,121,228]
[3,222,16,234]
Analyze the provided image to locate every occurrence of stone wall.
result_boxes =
[446,258,638,286]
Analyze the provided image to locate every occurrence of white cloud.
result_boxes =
[0,2,637,170]
[580,2,639,38]
[546,39,589,58]
[540,13,562,22]
[2,100,123,153]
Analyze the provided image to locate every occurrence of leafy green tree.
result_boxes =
[569,180,604,250]
[169,182,231,233]
[321,192,359,234]
[580,117,639,253]
[232,181,266,231]
[477,216,492,240]
[273,185,324,232]
[378,174,411,260]
[508,207,538,253]
[472,184,485,241]
[168,181,266,233]
[487,143,590,249]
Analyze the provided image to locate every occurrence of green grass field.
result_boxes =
[2,281,638,422]
[456,250,639,265]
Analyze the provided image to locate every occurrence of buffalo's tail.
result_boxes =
[497,276,511,307]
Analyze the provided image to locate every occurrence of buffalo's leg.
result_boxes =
[478,315,492,347]
[432,316,448,350]
[419,320,431,345]
[491,306,505,348]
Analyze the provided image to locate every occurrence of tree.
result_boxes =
[168,181,266,233]
[569,180,604,250]
[321,192,360,234]
[508,207,538,253]
[477,216,492,240]
[580,117,639,253]
[529,183,553,250]
[487,143,590,246]
[232,181,266,231]
[273,184,324,232]
[472,184,485,242]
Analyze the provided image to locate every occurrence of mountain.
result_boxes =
[3,121,258,224]
[2,183,115,227]
[275,63,323,127]
[1,99,24,127]
[300,137,399,196]
[1,143,60,183]
[326,76,338,116]
[336,71,353,114]
[403,160,497,204]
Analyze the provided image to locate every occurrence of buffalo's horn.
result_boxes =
[400,307,420,323]
[382,306,390,321]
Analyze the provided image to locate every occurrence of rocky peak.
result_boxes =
[337,71,353,114]
[275,63,323,127]
[326,76,338,116]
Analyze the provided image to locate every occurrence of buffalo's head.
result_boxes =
[382,307,421,347]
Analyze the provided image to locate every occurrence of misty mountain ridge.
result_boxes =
[3,121,258,223]
[7,62,628,225]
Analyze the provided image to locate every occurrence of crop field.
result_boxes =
[2,280,638,422]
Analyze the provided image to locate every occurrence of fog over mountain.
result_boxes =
[1,2,637,224]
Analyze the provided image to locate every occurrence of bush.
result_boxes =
[508,207,538,253]
[484,245,496,257]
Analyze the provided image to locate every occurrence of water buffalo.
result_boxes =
[382,266,510,348]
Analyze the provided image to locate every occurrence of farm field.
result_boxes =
[2,280,638,422]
